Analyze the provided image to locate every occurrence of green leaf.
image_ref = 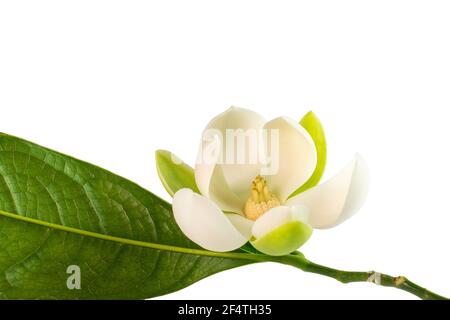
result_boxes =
[289,111,327,198]
[155,150,199,197]
[239,242,264,254]
[0,134,259,299]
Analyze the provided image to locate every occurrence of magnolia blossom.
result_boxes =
[172,107,369,256]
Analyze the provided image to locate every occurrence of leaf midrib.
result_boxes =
[0,209,268,263]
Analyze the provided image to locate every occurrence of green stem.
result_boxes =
[276,252,448,300]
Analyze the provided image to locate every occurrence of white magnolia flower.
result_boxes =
[172,107,369,256]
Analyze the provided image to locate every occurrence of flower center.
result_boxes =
[244,175,281,220]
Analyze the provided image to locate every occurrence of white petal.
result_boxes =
[286,154,369,229]
[263,117,317,202]
[198,106,266,198]
[195,134,246,214]
[195,134,221,198]
[252,205,309,239]
[226,213,254,239]
[172,188,250,252]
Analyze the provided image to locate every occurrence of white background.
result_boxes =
[1,1,449,300]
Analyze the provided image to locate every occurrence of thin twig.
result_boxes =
[277,252,448,300]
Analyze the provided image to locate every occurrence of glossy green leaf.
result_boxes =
[0,135,255,299]
[155,149,199,197]
[251,221,313,256]
[289,111,327,198]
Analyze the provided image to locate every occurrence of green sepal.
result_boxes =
[289,111,327,198]
[155,150,200,197]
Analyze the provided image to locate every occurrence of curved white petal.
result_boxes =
[172,188,250,252]
[226,213,254,239]
[195,134,246,214]
[199,106,266,197]
[263,117,317,202]
[195,134,221,198]
[286,154,369,229]
[252,205,309,239]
